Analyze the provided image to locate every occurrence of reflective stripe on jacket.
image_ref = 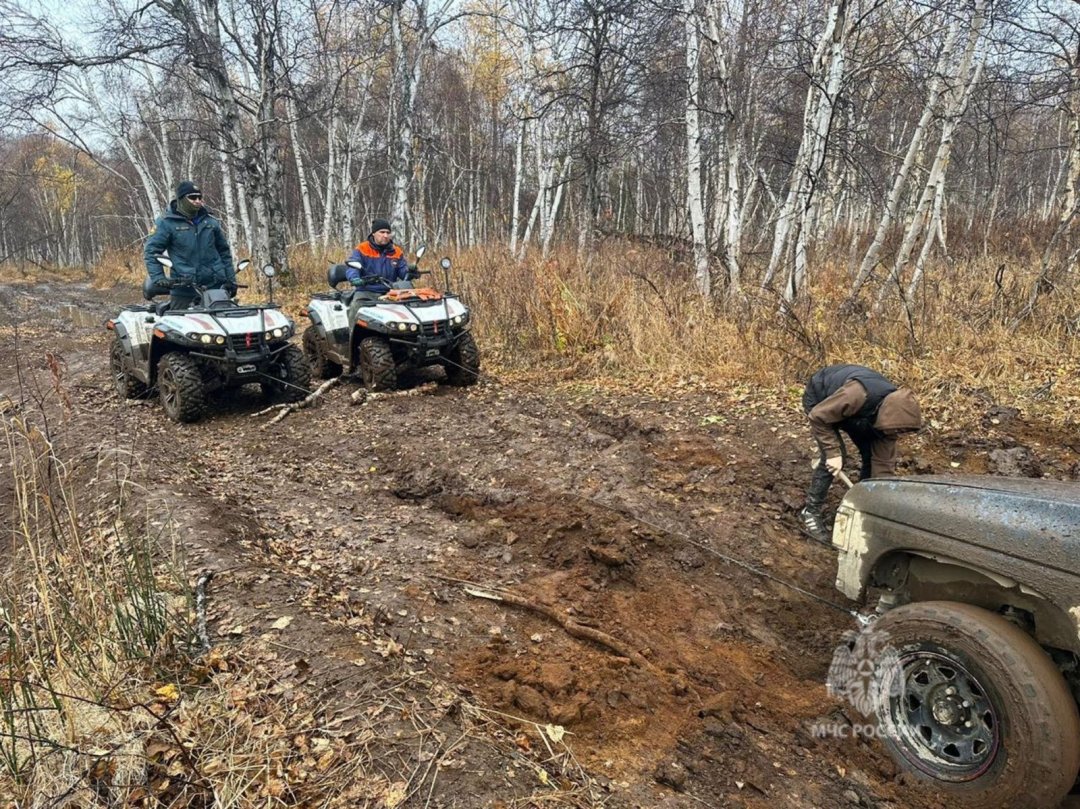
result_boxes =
[345,239,409,287]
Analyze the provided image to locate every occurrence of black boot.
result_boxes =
[799,467,833,545]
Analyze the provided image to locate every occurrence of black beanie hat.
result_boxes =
[371,218,392,233]
[176,180,201,199]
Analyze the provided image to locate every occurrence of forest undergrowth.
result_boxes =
[69,238,1080,430]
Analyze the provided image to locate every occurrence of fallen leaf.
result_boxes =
[270,615,293,631]
[544,724,565,743]
[381,780,408,808]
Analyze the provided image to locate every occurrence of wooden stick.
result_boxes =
[464,587,661,675]
[261,377,340,427]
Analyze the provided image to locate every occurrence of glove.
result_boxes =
[350,277,364,288]
[825,456,843,477]
[406,263,420,280]
[223,282,238,297]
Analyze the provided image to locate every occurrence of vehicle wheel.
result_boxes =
[110,336,147,399]
[303,327,341,380]
[358,337,397,391]
[262,345,312,403]
[870,601,1080,808]
[445,332,480,387]
[157,353,206,423]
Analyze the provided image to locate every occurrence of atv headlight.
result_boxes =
[396,322,407,332]
[410,323,419,332]
[452,315,463,325]
[215,335,225,345]
[188,332,216,344]
[200,334,213,344]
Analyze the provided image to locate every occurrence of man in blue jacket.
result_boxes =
[144,180,236,309]
[345,219,414,290]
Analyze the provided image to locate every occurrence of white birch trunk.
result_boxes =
[875,0,987,310]
[685,0,710,297]
[760,0,849,301]
[848,17,959,299]
[286,96,317,246]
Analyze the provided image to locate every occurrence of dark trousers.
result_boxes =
[806,429,872,510]
[169,288,198,311]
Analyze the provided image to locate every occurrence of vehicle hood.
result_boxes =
[160,308,292,335]
[843,475,1080,576]
[357,298,467,324]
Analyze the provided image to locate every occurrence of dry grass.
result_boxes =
[0,392,395,806]
[78,239,1080,427]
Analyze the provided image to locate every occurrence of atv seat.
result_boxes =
[328,263,350,288]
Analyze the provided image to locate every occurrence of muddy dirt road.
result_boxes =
[5,281,1076,808]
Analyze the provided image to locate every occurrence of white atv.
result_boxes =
[107,258,311,423]
[303,250,480,390]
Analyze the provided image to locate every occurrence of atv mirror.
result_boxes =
[237,258,252,272]
[415,245,426,260]
[262,264,276,278]
[156,256,174,269]
[346,260,364,270]
[440,257,451,270]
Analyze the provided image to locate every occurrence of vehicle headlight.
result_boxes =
[452,315,463,325]
[410,323,419,332]
[397,322,407,332]
[200,334,212,344]
[273,327,284,338]
[215,335,225,345]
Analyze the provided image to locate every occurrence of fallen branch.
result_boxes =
[463,586,661,675]
[351,381,439,406]
[195,569,214,654]
[261,377,341,427]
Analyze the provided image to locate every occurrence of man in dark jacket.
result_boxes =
[345,219,413,290]
[799,364,923,544]
[144,180,236,309]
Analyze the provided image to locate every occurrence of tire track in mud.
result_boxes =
[0,281,940,808]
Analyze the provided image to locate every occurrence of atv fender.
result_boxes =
[148,337,177,386]
[110,321,154,384]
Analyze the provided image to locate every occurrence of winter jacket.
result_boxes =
[803,364,922,477]
[345,239,409,288]
[144,202,235,287]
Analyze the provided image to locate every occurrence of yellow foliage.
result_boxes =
[461,0,515,106]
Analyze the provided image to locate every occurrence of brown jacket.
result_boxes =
[808,382,921,477]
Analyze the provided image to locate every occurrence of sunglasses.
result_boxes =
[186,194,203,201]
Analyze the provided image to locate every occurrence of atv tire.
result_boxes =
[110,335,147,399]
[871,601,1080,809]
[358,337,396,391]
[445,332,480,387]
[157,353,206,423]
[303,326,341,380]
[262,345,312,403]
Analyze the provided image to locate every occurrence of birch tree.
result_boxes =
[684,0,709,296]
[872,0,988,310]
[760,0,852,303]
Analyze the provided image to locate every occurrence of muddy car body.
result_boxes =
[833,475,1080,808]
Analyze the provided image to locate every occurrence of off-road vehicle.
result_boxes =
[107,258,311,423]
[303,250,479,390]
[832,474,1080,808]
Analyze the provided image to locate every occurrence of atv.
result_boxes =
[303,248,480,391]
[107,258,311,423]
